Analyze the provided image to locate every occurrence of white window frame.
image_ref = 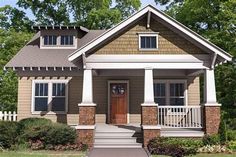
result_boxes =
[154,79,188,106]
[31,80,69,114]
[138,32,159,51]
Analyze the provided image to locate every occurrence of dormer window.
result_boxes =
[44,35,57,45]
[138,33,158,50]
[61,35,74,45]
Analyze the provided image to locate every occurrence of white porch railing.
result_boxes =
[158,106,202,128]
[0,111,17,121]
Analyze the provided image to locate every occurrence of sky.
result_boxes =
[0,0,165,21]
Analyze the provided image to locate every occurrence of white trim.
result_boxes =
[201,103,221,107]
[108,80,129,124]
[75,125,96,130]
[141,103,158,106]
[142,125,161,130]
[78,103,96,107]
[153,79,188,106]
[86,54,209,63]
[86,62,207,69]
[138,33,159,50]
[31,79,69,114]
[68,5,232,62]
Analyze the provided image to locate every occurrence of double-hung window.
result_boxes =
[139,33,158,50]
[61,35,74,45]
[43,35,57,45]
[32,80,68,114]
[154,80,187,106]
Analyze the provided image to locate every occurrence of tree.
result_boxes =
[0,5,33,31]
[17,0,141,29]
[17,0,70,25]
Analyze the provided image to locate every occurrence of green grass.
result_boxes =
[0,150,86,157]
[152,153,236,157]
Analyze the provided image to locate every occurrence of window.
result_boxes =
[61,35,74,45]
[154,80,186,106]
[34,83,48,111]
[32,80,68,114]
[154,83,166,106]
[44,35,57,45]
[139,33,158,49]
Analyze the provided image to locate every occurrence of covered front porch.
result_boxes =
[75,55,221,148]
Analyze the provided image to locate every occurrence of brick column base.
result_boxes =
[76,105,96,148]
[203,105,221,135]
[143,128,160,148]
[141,104,160,148]
[76,129,94,148]
[141,106,158,125]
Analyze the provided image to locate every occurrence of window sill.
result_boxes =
[139,48,159,51]
[31,111,67,115]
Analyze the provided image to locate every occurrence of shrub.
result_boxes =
[18,118,77,149]
[227,141,236,151]
[227,130,236,141]
[44,123,77,146]
[203,134,221,145]
[0,121,18,149]
[148,137,197,157]
[198,145,229,153]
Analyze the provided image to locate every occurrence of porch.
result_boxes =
[75,55,221,148]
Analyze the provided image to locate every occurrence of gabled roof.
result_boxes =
[68,5,232,62]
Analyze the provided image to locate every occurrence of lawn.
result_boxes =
[152,153,236,157]
[0,150,86,157]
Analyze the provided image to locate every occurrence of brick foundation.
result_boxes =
[203,106,221,135]
[141,106,158,125]
[143,129,160,148]
[79,106,95,125]
[76,129,94,148]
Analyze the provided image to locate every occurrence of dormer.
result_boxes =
[33,26,89,49]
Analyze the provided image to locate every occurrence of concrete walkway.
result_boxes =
[88,148,149,157]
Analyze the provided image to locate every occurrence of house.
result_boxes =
[5,5,232,148]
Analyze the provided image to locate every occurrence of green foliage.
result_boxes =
[18,118,76,147]
[0,28,33,111]
[148,137,197,157]
[227,140,236,151]
[17,0,141,29]
[227,130,236,141]
[203,134,221,146]
[0,121,18,149]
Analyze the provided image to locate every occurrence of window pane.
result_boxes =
[35,84,39,96]
[154,83,165,97]
[140,36,157,49]
[69,36,73,45]
[51,97,65,111]
[35,98,48,111]
[170,83,184,97]
[53,36,57,45]
[44,36,48,45]
[61,36,65,45]
[141,37,145,48]
[53,83,65,96]
[151,37,156,48]
[155,98,166,106]
[170,98,184,106]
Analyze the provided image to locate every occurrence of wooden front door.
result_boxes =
[110,83,127,124]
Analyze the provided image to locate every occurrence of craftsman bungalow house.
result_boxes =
[5,5,232,148]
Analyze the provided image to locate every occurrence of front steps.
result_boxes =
[94,124,143,148]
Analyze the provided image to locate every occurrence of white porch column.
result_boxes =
[142,68,156,105]
[203,69,220,106]
[79,69,96,106]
